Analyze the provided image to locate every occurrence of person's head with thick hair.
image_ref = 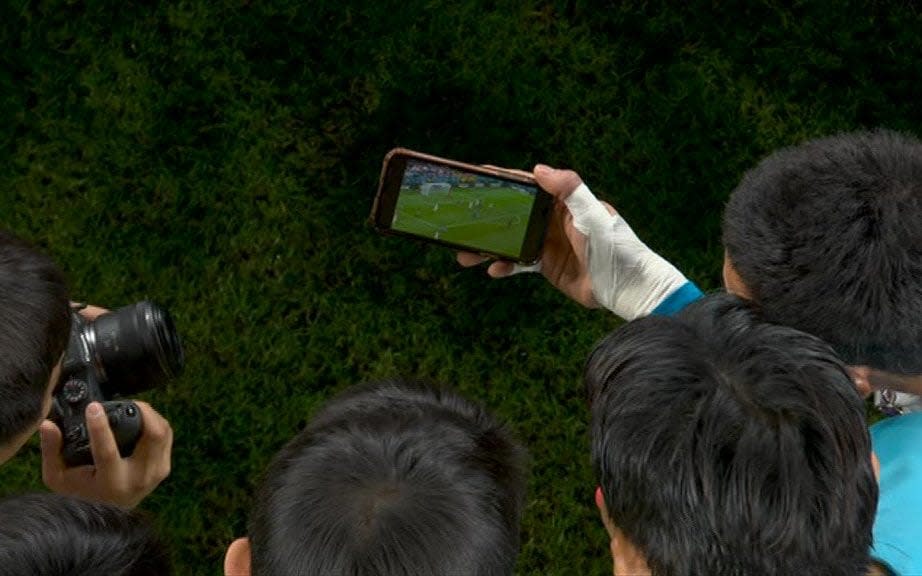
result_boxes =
[722,128,922,374]
[586,294,878,576]
[0,492,172,576]
[224,379,528,576]
[0,230,71,460]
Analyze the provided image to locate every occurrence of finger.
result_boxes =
[130,401,173,476]
[486,261,517,278]
[561,209,589,268]
[560,217,597,307]
[40,420,66,484]
[456,252,490,267]
[461,253,540,278]
[533,164,583,200]
[545,204,598,307]
[600,201,618,216]
[79,304,110,321]
[86,402,121,469]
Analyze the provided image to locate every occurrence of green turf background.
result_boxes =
[1,1,920,574]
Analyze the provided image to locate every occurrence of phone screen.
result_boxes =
[389,159,541,259]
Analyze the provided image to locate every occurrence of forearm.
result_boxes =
[875,371,922,397]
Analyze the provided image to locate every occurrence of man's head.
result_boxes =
[0,492,172,575]
[722,129,922,374]
[586,294,878,575]
[0,231,70,461]
[225,379,527,576]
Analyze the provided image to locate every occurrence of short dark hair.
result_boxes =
[249,379,528,576]
[0,231,71,443]
[586,294,877,575]
[723,128,922,373]
[0,493,172,575]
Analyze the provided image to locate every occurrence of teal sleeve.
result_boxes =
[650,281,704,317]
[870,413,922,575]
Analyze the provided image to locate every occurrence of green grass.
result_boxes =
[1,1,921,574]
[393,186,534,257]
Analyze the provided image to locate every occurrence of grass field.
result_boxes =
[1,1,921,574]
[393,185,534,257]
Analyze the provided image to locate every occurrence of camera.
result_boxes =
[51,301,185,467]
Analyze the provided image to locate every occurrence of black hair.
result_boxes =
[248,379,528,576]
[0,493,172,576]
[0,231,71,444]
[723,128,922,373]
[586,294,877,576]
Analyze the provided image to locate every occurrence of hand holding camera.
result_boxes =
[40,302,183,508]
[41,400,173,509]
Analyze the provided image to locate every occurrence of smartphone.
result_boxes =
[371,148,553,263]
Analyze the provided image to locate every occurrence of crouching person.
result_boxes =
[0,492,172,575]
[585,294,886,575]
[224,379,527,576]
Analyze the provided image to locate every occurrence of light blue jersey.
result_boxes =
[871,412,922,575]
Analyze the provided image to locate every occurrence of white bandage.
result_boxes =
[510,261,543,275]
[564,183,688,320]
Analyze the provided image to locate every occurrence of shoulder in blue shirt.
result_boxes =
[871,412,922,576]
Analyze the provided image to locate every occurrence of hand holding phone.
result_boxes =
[371,149,553,263]
[457,165,601,307]
[460,164,701,320]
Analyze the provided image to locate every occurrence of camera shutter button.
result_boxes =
[62,379,88,404]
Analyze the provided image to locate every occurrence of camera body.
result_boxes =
[51,301,184,468]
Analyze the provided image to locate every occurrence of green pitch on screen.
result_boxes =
[392,163,537,257]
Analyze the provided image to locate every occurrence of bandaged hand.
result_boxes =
[562,178,692,319]
[458,164,697,320]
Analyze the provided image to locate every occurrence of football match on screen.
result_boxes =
[391,160,538,257]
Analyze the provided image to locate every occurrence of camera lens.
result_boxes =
[90,301,185,396]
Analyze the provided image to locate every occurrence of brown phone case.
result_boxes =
[370,148,551,263]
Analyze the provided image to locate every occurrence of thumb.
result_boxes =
[40,420,66,483]
[533,164,583,200]
[534,166,614,237]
